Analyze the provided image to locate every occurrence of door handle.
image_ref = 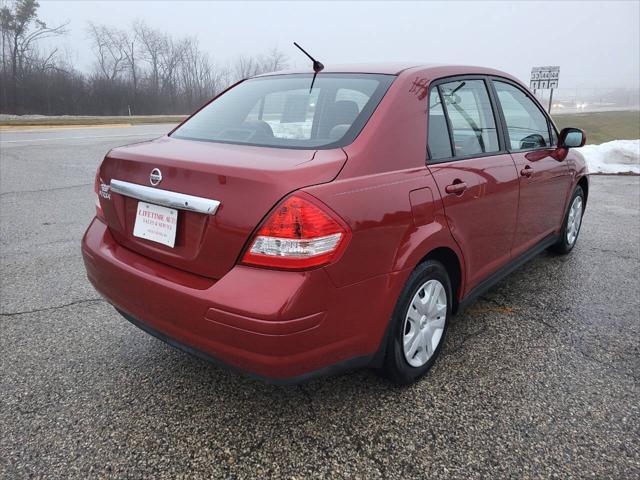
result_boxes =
[520,165,533,177]
[445,181,467,195]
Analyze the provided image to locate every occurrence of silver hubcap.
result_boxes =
[403,279,447,368]
[566,196,583,246]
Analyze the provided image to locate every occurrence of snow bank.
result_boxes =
[577,139,640,174]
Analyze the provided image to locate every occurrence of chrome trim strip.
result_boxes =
[110,179,220,215]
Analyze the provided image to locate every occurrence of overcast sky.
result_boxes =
[39,0,640,89]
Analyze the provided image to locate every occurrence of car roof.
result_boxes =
[255,63,426,76]
[254,63,519,80]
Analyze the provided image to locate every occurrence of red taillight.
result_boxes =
[94,166,105,221]
[242,194,350,270]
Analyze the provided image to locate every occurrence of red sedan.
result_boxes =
[82,63,588,384]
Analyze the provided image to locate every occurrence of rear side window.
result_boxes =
[438,80,500,157]
[494,81,551,151]
[171,74,394,149]
[428,89,453,159]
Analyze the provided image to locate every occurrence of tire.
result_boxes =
[549,186,585,254]
[382,260,452,385]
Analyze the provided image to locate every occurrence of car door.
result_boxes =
[427,78,520,293]
[491,80,572,256]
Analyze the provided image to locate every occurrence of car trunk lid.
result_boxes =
[98,136,347,279]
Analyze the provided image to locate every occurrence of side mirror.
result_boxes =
[559,127,586,148]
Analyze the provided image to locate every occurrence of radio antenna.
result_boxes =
[294,42,324,92]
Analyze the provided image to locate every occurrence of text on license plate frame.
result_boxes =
[133,201,178,248]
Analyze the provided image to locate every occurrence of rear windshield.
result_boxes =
[171,73,395,149]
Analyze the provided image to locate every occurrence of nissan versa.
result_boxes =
[81,63,588,384]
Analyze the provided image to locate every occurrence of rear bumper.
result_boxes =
[116,308,374,385]
[81,218,405,382]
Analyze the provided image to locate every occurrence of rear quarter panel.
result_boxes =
[304,68,465,291]
[305,169,462,288]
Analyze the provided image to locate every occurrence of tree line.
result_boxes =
[0,0,288,115]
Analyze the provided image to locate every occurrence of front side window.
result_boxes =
[171,74,394,149]
[438,80,500,157]
[494,81,551,151]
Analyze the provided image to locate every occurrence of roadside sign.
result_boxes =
[530,66,560,90]
[530,66,560,113]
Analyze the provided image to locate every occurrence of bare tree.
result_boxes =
[179,36,228,109]
[134,20,163,93]
[233,55,259,81]
[86,22,127,81]
[260,47,287,72]
[158,34,184,99]
[232,47,288,83]
[121,29,139,92]
[0,0,67,111]
[1,3,292,115]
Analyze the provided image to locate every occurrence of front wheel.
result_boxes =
[382,260,452,385]
[550,186,585,254]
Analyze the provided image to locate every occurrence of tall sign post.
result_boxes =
[530,66,560,113]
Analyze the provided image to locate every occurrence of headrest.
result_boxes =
[330,100,359,124]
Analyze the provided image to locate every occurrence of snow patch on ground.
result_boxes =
[577,140,640,174]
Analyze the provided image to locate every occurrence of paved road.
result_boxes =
[1,125,639,479]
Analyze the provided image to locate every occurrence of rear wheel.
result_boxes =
[382,260,451,385]
[550,186,585,254]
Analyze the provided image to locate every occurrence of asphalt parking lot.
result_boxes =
[1,125,639,478]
